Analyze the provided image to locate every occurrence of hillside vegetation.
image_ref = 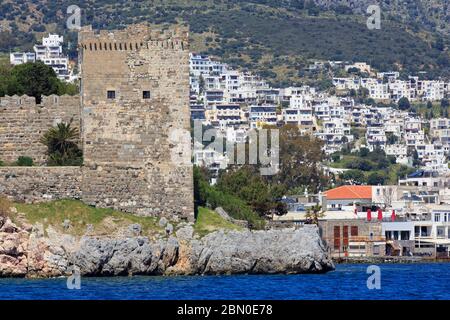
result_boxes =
[0,1,448,85]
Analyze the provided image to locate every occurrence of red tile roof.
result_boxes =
[324,185,372,200]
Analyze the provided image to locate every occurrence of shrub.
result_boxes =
[367,172,387,185]
[340,169,366,184]
[15,156,33,166]
[346,158,374,171]
[193,166,265,229]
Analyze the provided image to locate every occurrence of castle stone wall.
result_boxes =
[0,167,82,203]
[0,95,80,165]
[0,24,194,221]
[78,25,194,220]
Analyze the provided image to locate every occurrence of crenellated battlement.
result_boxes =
[78,24,189,52]
[0,94,79,109]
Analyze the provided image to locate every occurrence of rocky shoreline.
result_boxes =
[0,216,334,278]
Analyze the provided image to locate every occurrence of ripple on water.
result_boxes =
[0,264,449,300]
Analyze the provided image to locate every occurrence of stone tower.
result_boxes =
[78,24,194,221]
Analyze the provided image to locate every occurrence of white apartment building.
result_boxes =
[225,127,248,144]
[404,117,423,132]
[205,104,245,129]
[384,119,404,138]
[282,95,314,132]
[405,130,426,147]
[385,144,408,164]
[430,118,450,145]
[315,118,353,154]
[33,34,70,81]
[205,90,225,105]
[332,77,360,91]
[366,126,387,150]
[414,206,450,257]
[415,143,445,161]
[377,71,400,81]
[9,52,36,65]
[190,53,213,77]
[249,105,277,129]
[389,79,416,101]
[9,34,71,81]
[399,170,450,189]
[360,78,390,100]
[42,34,63,47]
[417,80,446,101]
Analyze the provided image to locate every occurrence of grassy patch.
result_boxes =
[14,199,165,237]
[11,201,244,238]
[194,207,243,238]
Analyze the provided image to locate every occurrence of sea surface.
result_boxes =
[0,263,449,300]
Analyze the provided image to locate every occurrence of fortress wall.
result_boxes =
[0,95,80,165]
[79,25,194,220]
[0,25,194,221]
[0,166,82,203]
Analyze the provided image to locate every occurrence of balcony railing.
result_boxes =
[349,236,386,242]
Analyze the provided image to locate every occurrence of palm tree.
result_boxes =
[40,120,82,166]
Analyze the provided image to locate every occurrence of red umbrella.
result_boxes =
[367,209,372,222]
[391,210,396,222]
[377,208,383,221]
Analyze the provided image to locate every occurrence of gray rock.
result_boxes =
[192,225,334,275]
[165,223,173,235]
[0,218,18,233]
[62,219,71,230]
[175,225,194,241]
[128,223,142,236]
[215,207,232,221]
[158,217,168,227]
[0,221,334,277]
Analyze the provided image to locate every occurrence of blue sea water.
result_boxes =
[0,263,449,300]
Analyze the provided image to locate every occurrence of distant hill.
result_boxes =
[0,0,448,86]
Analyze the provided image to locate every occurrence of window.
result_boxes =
[437,227,445,238]
[401,231,410,240]
[143,91,151,99]
[107,90,116,99]
[435,213,441,222]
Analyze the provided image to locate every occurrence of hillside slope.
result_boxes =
[0,0,448,85]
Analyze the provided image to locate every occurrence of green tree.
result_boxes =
[272,125,327,193]
[10,61,60,103]
[398,97,411,111]
[216,166,287,217]
[359,147,370,157]
[367,172,387,185]
[193,166,265,229]
[40,120,83,166]
[340,169,366,184]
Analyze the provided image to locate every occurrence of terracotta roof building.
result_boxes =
[325,186,372,200]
